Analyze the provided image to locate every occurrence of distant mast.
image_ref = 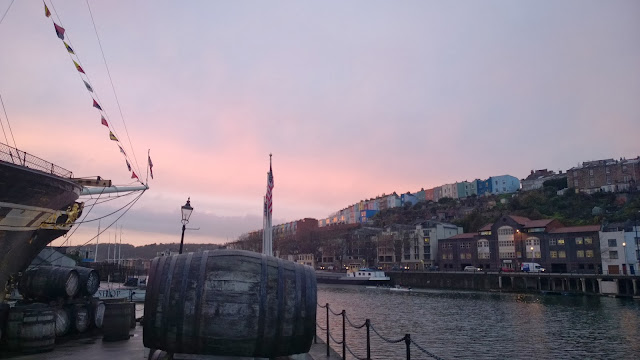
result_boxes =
[262,154,274,256]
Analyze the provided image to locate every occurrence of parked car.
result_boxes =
[464,266,481,272]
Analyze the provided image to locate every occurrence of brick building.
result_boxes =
[567,157,640,194]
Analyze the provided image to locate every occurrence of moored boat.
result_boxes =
[316,267,391,286]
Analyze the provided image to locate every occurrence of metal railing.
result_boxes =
[0,142,73,178]
[317,302,444,360]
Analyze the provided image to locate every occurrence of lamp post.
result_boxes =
[622,242,627,275]
[516,229,522,270]
[179,198,193,254]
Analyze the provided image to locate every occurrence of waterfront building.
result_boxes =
[567,156,640,194]
[411,221,463,270]
[375,224,414,269]
[521,169,566,191]
[437,215,602,273]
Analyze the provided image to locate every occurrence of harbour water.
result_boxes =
[317,284,640,360]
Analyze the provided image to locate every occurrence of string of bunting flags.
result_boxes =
[44,1,153,182]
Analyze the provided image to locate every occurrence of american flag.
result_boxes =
[265,162,274,215]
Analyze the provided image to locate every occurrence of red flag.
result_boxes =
[54,23,65,40]
[45,4,51,17]
[74,61,85,74]
[131,171,138,180]
[93,99,103,111]
[101,116,108,127]
[148,155,154,179]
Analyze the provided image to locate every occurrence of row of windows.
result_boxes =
[440,249,597,260]
[497,228,514,236]
[498,240,515,247]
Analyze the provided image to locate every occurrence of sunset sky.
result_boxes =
[1,1,638,248]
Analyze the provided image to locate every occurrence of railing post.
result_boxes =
[405,333,411,360]
[341,310,346,360]
[326,303,330,357]
[366,319,371,360]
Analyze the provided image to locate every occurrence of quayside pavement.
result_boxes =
[0,326,342,360]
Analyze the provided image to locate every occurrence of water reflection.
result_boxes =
[317,284,640,360]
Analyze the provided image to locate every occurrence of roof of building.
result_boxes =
[549,225,601,234]
[478,223,493,231]
[524,219,556,228]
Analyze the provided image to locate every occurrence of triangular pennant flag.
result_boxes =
[64,42,75,54]
[131,171,138,180]
[118,145,126,155]
[148,155,154,179]
[92,99,102,110]
[101,116,108,127]
[126,160,131,172]
[84,80,93,92]
[45,3,51,17]
[109,131,118,141]
[74,60,85,74]
[54,23,65,40]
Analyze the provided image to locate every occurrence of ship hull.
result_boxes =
[0,160,81,298]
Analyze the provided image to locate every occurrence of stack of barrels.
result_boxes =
[0,266,110,354]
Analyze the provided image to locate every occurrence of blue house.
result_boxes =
[476,178,492,196]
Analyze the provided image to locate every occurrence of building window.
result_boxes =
[589,169,594,176]
[559,251,566,258]
[590,179,595,186]
[574,180,579,187]
[606,167,610,174]
[608,239,617,247]
[577,250,585,258]
[575,237,583,245]
[460,254,465,260]
[424,237,430,244]
[550,239,557,246]
[442,254,447,260]
[585,237,593,245]
[466,254,471,259]
[610,251,618,259]
[586,250,594,258]
[550,251,558,258]
[558,239,565,245]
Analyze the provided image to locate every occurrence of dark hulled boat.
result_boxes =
[0,142,83,298]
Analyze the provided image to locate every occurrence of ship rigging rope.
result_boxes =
[85,0,142,177]
[0,93,19,151]
[40,189,145,266]
[0,0,14,26]
[48,1,142,178]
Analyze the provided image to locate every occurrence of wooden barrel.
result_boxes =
[69,303,90,333]
[143,249,317,358]
[18,267,79,300]
[130,302,136,328]
[90,298,106,329]
[53,307,70,337]
[6,304,55,353]
[74,267,100,296]
[0,302,9,340]
[102,301,131,341]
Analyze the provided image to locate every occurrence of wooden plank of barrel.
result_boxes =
[53,307,70,337]
[102,301,131,341]
[130,302,136,328]
[74,266,100,296]
[90,298,106,329]
[18,267,79,300]
[143,249,317,358]
[6,304,55,353]
[0,302,9,341]
[69,303,90,333]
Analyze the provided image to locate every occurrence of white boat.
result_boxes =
[345,268,391,281]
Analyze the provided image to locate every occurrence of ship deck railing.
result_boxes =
[0,141,73,178]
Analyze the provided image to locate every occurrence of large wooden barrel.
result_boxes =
[19,267,79,300]
[90,298,105,329]
[0,302,9,340]
[53,307,70,337]
[6,304,55,353]
[143,249,317,358]
[69,303,90,333]
[102,301,131,341]
[74,267,100,296]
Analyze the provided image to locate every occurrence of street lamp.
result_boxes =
[179,198,193,254]
[622,242,627,275]
[530,246,534,263]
